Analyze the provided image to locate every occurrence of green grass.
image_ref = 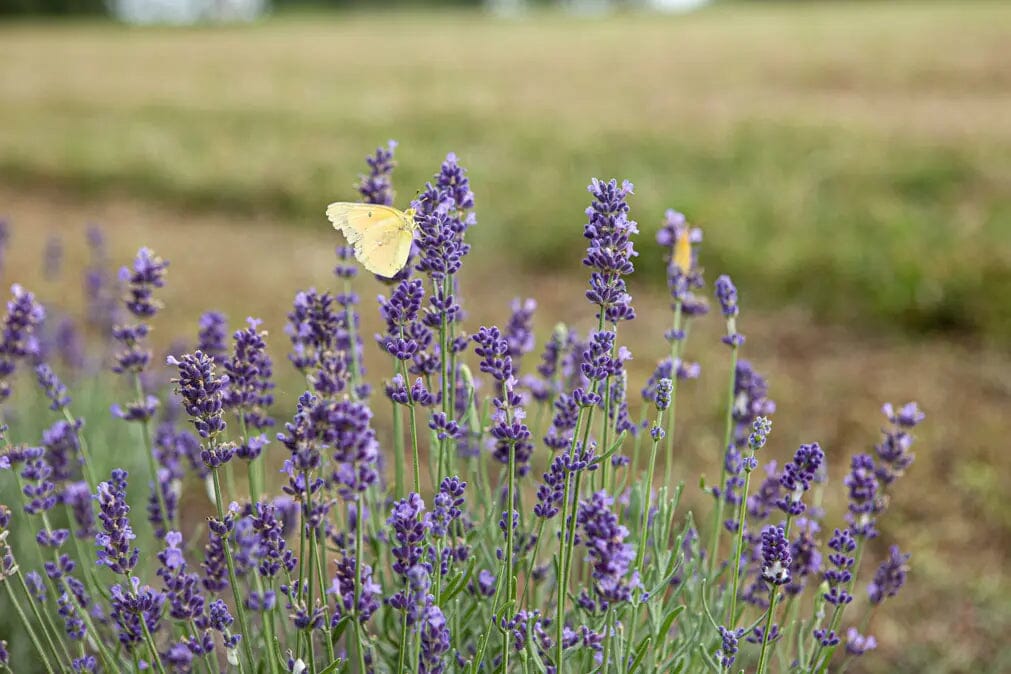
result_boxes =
[0,1,1009,341]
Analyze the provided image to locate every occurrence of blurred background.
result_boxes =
[1,1,1009,672]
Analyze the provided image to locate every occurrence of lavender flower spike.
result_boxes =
[868,545,910,605]
[0,284,46,402]
[95,469,139,575]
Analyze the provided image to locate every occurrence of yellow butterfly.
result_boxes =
[325,202,417,278]
[673,230,692,273]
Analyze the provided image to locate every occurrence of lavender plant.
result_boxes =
[0,144,922,674]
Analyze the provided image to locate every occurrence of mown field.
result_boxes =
[0,2,1009,673]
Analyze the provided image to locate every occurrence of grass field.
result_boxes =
[0,2,1010,673]
[1,1,1010,341]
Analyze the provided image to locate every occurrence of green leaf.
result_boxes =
[592,431,628,466]
[628,636,652,674]
[319,655,345,674]
[330,615,351,644]
[440,557,477,604]
[657,605,686,642]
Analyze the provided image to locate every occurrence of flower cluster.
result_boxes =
[0,150,923,674]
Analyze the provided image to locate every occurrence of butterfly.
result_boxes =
[325,202,417,278]
[673,230,692,273]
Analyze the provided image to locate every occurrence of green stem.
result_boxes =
[397,609,410,674]
[239,415,261,506]
[133,374,171,536]
[343,277,363,397]
[211,469,256,670]
[353,497,369,674]
[11,564,68,669]
[521,519,546,609]
[811,540,866,673]
[725,465,754,626]
[634,409,664,579]
[61,407,98,491]
[755,585,780,674]
[707,344,739,579]
[502,440,517,674]
[663,302,683,490]
[391,397,404,498]
[140,614,168,674]
[553,402,594,673]
[4,575,59,674]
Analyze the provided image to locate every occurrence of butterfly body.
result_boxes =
[325,202,417,278]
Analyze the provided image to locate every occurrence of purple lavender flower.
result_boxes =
[732,361,776,447]
[786,518,822,596]
[577,490,640,608]
[504,298,536,360]
[413,152,475,282]
[824,528,856,608]
[0,220,7,274]
[844,454,881,538]
[583,178,638,324]
[158,531,207,622]
[388,493,431,578]
[474,326,533,476]
[197,311,229,365]
[202,507,240,595]
[776,443,824,516]
[378,280,425,362]
[286,288,340,374]
[41,419,82,485]
[0,639,7,667]
[168,351,234,467]
[654,377,673,411]
[525,324,569,402]
[57,590,86,641]
[717,626,745,668]
[327,400,380,499]
[329,553,380,625]
[419,602,451,674]
[760,525,792,586]
[42,234,62,280]
[431,477,466,539]
[34,363,70,411]
[544,392,579,451]
[715,275,739,318]
[147,467,178,539]
[845,628,877,656]
[51,315,85,372]
[95,469,138,575]
[470,569,496,597]
[18,446,59,516]
[119,247,168,319]
[0,284,46,402]
[25,570,47,602]
[428,412,463,442]
[580,330,629,383]
[65,481,96,538]
[640,358,700,405]
[250,502,297,580]
[359,140,397,207]
[534,455,565,519]
[875,402,924,485]
[223,318,275,455]
[868,545,910,605]
[109,577,165,651]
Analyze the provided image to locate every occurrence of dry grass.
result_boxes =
[1,182,1010,673]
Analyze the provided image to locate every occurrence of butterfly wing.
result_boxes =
[326,202,414,278]
[673,233,692,273]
